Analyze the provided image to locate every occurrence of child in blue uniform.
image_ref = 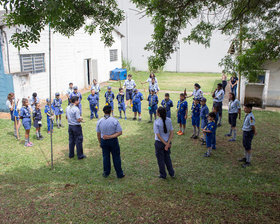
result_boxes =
[87,89,99,119]
[211,106,219,150]
[148,89,158,123]
[132,89,144,121]
[203,112,216,157]
[45,99,54,134]
[20,98,33,147]
[105,86,115,116]
[69,86,82,115]
[191,98,201,139]
[239,104,256,168]
[52,92,64,128]
[161,93,173,118]
[116,88,127,120]
[177,93,188,135]
[200,97,209,145]
[33,103,43,140]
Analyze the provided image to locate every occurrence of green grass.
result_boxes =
[0,72,280,223]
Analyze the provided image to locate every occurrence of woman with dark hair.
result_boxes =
[6,92,21,138]
[230,73,238,96]
[153,107,175,179]
[187,83,203,100]
[142,73,158,93]
[225,92,241,142]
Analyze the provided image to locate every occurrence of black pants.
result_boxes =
[213,102,223,117]
[222,80,227,92]
[101,138,124,178]
[68,125,84,159]
[155,140,174,178]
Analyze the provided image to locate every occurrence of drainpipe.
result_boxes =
[1,29,11,74]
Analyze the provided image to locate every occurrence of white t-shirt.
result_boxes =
[6,100,12,110]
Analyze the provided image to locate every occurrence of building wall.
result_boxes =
[1,26,122,101]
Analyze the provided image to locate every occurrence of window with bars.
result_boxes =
[109,49,118,62]
[20,54,46,74]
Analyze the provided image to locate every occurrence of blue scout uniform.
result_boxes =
[211,112,219,149]
[44,105,54,132]
[66,104,85,159]
[177,100,188,125]
[161,99,173,118]
[116,93,126,112]
[20,106,31,130]
[33,108,42,128]
[192,89,203,100]
[96,115,124,178]
[242,112,255,150]
[148,94,158,115]
[69,92,82,115]
[191,103,201,127]
[87,94,99,119]
[205,121,215,148]
[123,79,136,100]
[228,99,240,127]
[105,91,115,110]
[132,92,144,113]
[52,98,64,116]
[200,104,209,129]
[213,89,224,116]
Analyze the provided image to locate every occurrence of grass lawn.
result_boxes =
[0,72,279,223]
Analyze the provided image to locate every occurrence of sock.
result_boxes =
[14,127,17,136]
[219,116,222,124]
[203,133,206,141]
[207,148,212,155]
[120,112,122,117]
[182,127,185,133]
[150,114,153,121]
[197,127,200,136]
[193,126,196,135]
[233,129,237,140]
[56,119,58,125]
[25,138,28,145]
[59,119,61,125]
[246,153,251,163]
[124,111,127,118]
[28,137,30,143]
[36,131,39,138]
[229,128,233,136]
[139,116,141,119]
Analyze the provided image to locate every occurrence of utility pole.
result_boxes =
[126,12,129,61]
[237,22,243,101]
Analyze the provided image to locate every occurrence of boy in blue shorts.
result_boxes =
[132,89,143,121]
[203,112,216,157]
[177,93,188,135]
[105,86,115,116]
[161,93,173,118]
[200,97,209,145]
[20,98,33,147]
[191,98,201,139]
[148,89,158,123]
[45,99,54,134]
[87,89,99,119]
[33,103,43,140]
[116,88,127,120]
[52,92,64,128]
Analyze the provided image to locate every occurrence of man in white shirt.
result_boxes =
[123,74,136,107]
[212,83,224,126]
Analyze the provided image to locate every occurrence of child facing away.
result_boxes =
[148,89,158,123]
[104,86,115,116]
[132,88,144,121]
[87,89,99,119]
[177,93,188,136]
[116,88,127,120]
[33,103,43,140]
[52,92,64,128]
[161,93,173,118]
[203,112,216,157]
[200,97,209,145]
[191,98,201,139]
[20,98,33,147]
[45,99,54,134]
[239,104,256,168]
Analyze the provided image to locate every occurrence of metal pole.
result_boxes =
[237,23,243,101]
[126,12,129,61]
[49,23,54,169]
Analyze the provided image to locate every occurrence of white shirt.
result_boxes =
[123,79,136,90]
[146,77,158,84]
[6,100,12,110]
[192,89,203,99]
[213,89,224,103]
[91,84,100,93]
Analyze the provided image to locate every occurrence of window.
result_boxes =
[110,49,118,62]
[20,54,45,74]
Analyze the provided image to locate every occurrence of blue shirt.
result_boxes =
[231,76,238,85]
[52,98,62,108]
[44,105,53,118]
[154,117,173,142]
[205,121,215,136]
[228,99,241,114]
[132,92,143,104]
[116,93,125,104]
[191,103,201,117]
[148,94,158,107]
[87,94,99,105]
[242,112,255,131]
[96,116,122,138]
[69,92,82,102]
[177,100,188,115]
[213,89,224,103]
[200,104,209,121]
[66,104,81,126]
[161,99,173,111]
[104,91,115,104]
[20,106,31,119]
[33,108,42,120]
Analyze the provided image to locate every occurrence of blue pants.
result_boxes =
[47,117,53,132]
[231,85,237,97]
[166,110,171,118]
[90,104,98,119]
[206,134,213,148]
[101,138,124,178]
[192,116,200,127]
[149,105,157,115]
[155,141,174,178]
[118,103,126,112]
[68,125,84,159]
[177,113,186,125]
[211,130,216,149]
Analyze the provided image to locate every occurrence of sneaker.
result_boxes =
[229,138,236,142]
[217,123,222,127]
[178,132,184,136]
[238,158,246,162]
[148,120,152,123]
[177,130,182,134]
[242,162,251,168]
[193,135,198,139]
[78,155,87,160]
[29,142,33,146]
[119,116,122,119]
[124,117,127,120]
[190,134,195,139]
[204,152,210,157]
[133,117,137,120]
[225,134,231,137]
[60,124,64,128]
[39,135,44,140]
[57,125,60,129]
[36,136,40,140]
[118,174,125,179]
[103,173,109,178]
[25,142,33,147]
[158,175,166,179]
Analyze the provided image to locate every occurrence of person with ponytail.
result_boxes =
[153,107,175,179]
[6,92,21,138]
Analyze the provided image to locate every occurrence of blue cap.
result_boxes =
[46,98,50,102]
[201,97,207,102]
[55,92,60,96]
[107,86,112,89]
[73,86,78,90]
[133,88,137,92]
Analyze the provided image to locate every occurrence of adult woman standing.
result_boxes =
[142,73,158,92]
[230,73,238,97]
[6,93,21,138]
[222,70,227,92]
[153,107,175,179]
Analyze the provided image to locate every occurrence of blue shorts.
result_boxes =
[243,130,254,150]
[149,105,157,115]
[118,103,126,112]
[133,102,141,113]
[10,111,19,122]
[126,89,133,101]
[192,116,200,127]
[106,102,114,110]
[201,119,207,129]
[22,118,31,130]
[166,110,171,118]
[206,134,213,148]
[177,114,186,125]
[54,107,64,116]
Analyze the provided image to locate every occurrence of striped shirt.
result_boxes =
[96,116,122,138]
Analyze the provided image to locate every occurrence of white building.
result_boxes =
[0,10,124,111]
